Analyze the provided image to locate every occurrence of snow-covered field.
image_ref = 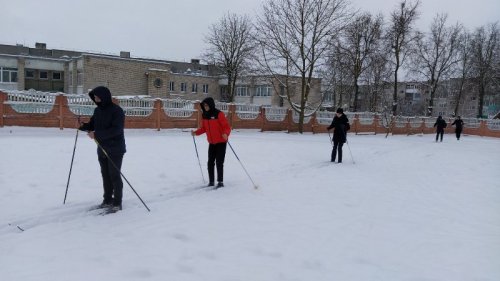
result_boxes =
[0,127,499,281]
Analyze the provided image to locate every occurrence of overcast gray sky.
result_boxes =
[2,0,499,62]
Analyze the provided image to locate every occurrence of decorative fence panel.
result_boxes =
[5,90,56,114]
[66,94,95,116]
[118,97,154,117]
[316,111,334,125]
[163,99,196,118]
[357,112,375,125]
[235,104,260,120]
[292,110,312,124]
[264,107,288,122]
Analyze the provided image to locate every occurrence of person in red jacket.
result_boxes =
[192,97,231,188]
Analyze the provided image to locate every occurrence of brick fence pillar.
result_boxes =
[154,99,162,131]
[56,94,66,130]
[0,91,5,127]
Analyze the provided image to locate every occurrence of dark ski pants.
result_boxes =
[455,129,462,140]
[98,154,124,206]
[436,130,444,142]
[208,142,227,183]
[331,140,344,163]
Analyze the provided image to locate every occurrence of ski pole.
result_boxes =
[64,117,80,204]
[346,140,355,164]
[94,139,151,212]
[227,142,259,189]
[192,134,206,183]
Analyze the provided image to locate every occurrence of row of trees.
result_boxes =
[204,0,499,133]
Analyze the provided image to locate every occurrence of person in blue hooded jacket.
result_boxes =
[327,108,349,163]
[79,86,126,212]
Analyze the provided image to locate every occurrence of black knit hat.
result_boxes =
[336,108,343,114]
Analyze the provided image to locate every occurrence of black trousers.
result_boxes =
[455,129,462,140]
[436,130,444,142]
[208,143,227,183]
[98,154,124,206]
[331,140,344,163]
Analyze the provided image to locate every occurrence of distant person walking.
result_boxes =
[327,108,349,163]
[192,97,231,188]
[451,116,464,140]
[433,115,447,142]
[78,86,126,212]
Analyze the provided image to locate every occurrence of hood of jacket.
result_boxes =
[201,97,220,119]
[89,86,113,108]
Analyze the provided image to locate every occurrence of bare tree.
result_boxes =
[204,13,255,102]
[470,22,499,118]
[325,42,354,109]
[338,12,383,111]
[361,50,391,112]
[452,29,474,116]
[385,0,420,115]
[255,0,350,133]
[411,13,462,116]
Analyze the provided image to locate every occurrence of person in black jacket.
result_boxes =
[327,108,349,163]
[78,86,126,212]
[451,116,464,140]
[433,115,447,142]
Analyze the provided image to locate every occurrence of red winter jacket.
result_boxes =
[195,111,231,144]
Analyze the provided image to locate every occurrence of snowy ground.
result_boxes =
[0,127,499,281]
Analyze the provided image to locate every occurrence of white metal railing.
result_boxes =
[394,116,407,128]
[118,97,154,117]
[292,110,312,124]
[423,117,435,128]
[163,99,196,118]
[462,118,481,129]
[265,107,288,122]
[66,94,96,116]
[215,102,230,114]
[235,104,260,120]
[380,114,392,128]
[486,119,500,131]
[408,117,423,128]
[5,89,56,114]
[316,110,335,125]
[356,112,375,125]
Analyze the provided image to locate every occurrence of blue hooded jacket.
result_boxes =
[79,86,126,157]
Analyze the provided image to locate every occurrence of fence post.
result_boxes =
[479,120,487,137]
[154,99,162,131]
[260,106,265,132]
[0,91,5,128]
[57,94,65,130]
[286,108,292,133]
[311,112,317,134]
[228,103,235,128]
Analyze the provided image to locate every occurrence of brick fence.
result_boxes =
[1,90,500,138]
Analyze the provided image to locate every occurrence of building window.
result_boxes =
[169,81,175,91]
[26,70,35,79]
[236,86,250,97]
[40,71,48,79]
[0,67,18,83]
[202,84,209,93]
[180,82,187,92]
[53,72,62,80]
[255,85,272,97]
[154,78,163,88]
[192,83,198,93]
